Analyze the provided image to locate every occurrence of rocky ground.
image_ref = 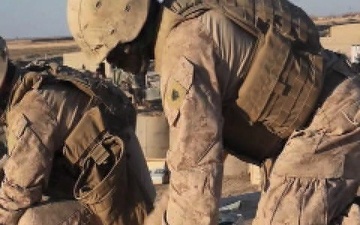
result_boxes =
[6,38,79,61]
[220,175,260,225]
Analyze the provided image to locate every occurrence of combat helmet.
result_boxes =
[0,36,8,90]
[67,0,150,64]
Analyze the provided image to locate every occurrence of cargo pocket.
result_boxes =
[273,129,345,179]
[262,177,327,225]
[163,57,194,163]
[169,169,215,219]
[3,113,49,202]
[6,113,29,155]
[274,80,360,179]
[315,97,360,136]
[163,57,194,127]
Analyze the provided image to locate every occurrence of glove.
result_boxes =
[144,190,169,225]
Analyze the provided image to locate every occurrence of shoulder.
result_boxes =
[161,11,221,74]
[7,87,57,126]
[165,11,217,58]
[163,9,255,64]
[5,90,59,151]
[8,76,88,127]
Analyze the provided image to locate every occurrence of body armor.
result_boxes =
[8,65,152,225]
[165,0,325,162]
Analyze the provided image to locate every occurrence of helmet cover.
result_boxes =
[68,0,150,64]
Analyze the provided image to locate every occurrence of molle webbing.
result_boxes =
[10,66,149,225]
[236,28,323,138]
[166,0,324,138]
[11,66,136,130]
[208,0,324,138]
[9,66,135,170]
[163,0,208,19]
[167,0,320,50]
[52,73,136,130]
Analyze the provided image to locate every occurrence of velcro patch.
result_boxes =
[165,78,187,110]
[164,57,194,111]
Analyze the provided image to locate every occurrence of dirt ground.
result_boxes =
[155,174,260,225]
[6,39,79,61]
[155,174,259,200]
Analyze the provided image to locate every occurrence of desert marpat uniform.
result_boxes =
[155,6,360,225]
[0,66,156,225]
[66,0,360,224]
[155,8,255,225]
[0,70,91,224]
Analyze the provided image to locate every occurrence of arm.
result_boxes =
[162,55,224,225]
[0,91,60,224]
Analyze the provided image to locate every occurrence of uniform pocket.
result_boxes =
[268,177,327,225]
[6,113,29,154]
[163,57,194,127]
[327,100,360,136]
[309,78,360,136]
[273,129,345,179]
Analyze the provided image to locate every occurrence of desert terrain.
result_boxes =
[6,12,360,61]
[7,37,79,62]
[314,12,360,26]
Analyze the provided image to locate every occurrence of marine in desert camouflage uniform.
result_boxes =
[0,36,155,225]
[68,0,360,224]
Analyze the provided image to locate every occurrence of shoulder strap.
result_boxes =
[165,0,320,51]
[50,65,136,129]
[9,63,135,128]
[163,0,209,19]
[54,67,134,120]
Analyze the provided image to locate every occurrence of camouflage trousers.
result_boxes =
[17,199,97,225]
[254,77,360,225]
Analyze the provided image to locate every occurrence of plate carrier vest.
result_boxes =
[7,64,152,225]
[164,0,325,162]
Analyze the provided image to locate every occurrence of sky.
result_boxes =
[1,0,360,39]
